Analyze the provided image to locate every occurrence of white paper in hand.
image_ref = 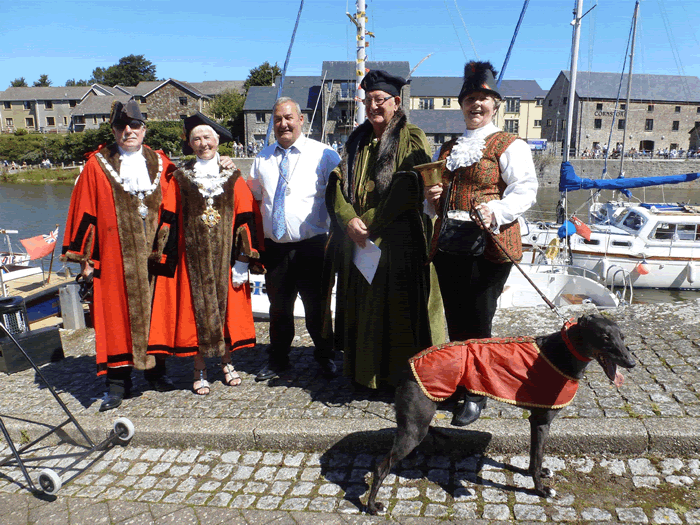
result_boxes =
[353,240,381,284]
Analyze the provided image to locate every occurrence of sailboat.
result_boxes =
[522,0,700,290]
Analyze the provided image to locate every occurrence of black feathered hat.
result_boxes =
[457,61,501,106]
[360,70,407,97]
[110,98,145,127]
[182,112,233,155]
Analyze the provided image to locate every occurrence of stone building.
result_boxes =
[0,85,114,133]
[408,78,546,141]
[542,70,700,156]
[117,79,211,121]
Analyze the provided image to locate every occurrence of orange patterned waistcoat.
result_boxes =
[434,132,523,263]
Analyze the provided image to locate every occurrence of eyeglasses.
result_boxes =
[113,120,144,131]
[363,96,394,107]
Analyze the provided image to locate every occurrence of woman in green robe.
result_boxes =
[325,70,445,390]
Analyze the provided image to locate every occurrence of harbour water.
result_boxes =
[2,181,700,304]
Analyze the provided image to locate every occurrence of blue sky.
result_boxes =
[3,0,699,92]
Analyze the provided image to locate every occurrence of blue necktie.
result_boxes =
[272,148,289,240]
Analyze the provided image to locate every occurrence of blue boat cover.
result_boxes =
[557,221,576,239]
[559,161,700,193]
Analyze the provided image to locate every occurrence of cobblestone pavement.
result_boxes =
[1,442,699,524]
[0,301,699,522]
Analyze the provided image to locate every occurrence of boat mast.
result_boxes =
[347,0,368,126]
[619,0,640,177]
[563,0,584,162]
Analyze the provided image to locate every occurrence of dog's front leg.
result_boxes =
[528,408,558,498]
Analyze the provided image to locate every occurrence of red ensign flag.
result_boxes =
[570,216,591,241]
[20,227,59,260]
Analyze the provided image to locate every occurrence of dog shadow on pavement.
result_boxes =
[320,427,532,513]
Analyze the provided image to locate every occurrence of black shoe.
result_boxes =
[146,375,176,392]
[452,394,487,427]
[99,393,123,412]
[316,357,338,379]
[255,360,289,382]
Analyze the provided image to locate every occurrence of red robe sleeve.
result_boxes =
[60,154,101,264]
[233,176,265,274]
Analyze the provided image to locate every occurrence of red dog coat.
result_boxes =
[409,336,579,409]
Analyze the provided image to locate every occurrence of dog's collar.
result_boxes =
[561,319,592,362]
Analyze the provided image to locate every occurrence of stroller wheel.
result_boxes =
[113,417,135,443]
[38,469,62,495]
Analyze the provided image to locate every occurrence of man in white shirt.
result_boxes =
[248,97,341,381]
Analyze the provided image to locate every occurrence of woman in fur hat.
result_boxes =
[325,70,445,390]
[147,113,265,395]
[425,61,538,425]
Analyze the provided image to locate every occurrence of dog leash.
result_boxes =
[470,200,568,324]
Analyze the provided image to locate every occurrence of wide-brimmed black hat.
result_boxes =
[457,61,502,106]
[360,70,407,97]
[182,112,233,155]
[110,98,145,127]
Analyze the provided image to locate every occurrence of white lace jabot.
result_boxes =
[445,122,500,172]
[117,146,150,193]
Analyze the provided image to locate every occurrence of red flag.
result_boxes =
[570,215,591,241]
[20,227,59,260]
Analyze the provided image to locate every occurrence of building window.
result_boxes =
[621,103,626,110]
[596,103,603,111]
[442,98,451,108]
[435,134,445,144]
[255,112,265,123]
[594,118,602,129]
[140,96,147,103]
[618,119,625,129]
[93,116,98,124]
[3,101,10,109]
[504,119,519,134]
[505,97,520,113]
[534,120,542,127]
[46,116,55,126]
[675,106,681,113]
[546,119,552,126]
[647,104,654,112]
[69,100,77,108]
[697,107,700,113]
[45,101,53,109]
[670,143,679,151]
[672,121,680,131]
[179,97,188,106]
[23,101,31,110]
[419,98,434,110]
[563,97,568,105]
[536,98,543,106]
[74,116,85,124]
[645,119,654,131]
[548,100,552,107]
[5,118,13,127]
[26,117,34,127]
[339,82,355,99]
[63,116,68,125]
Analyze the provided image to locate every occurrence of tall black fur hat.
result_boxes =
[182,112,232,155]
[457,61,501,106]
[110,98,145,127]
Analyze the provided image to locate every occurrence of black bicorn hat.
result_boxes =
[182,112,233,155]
[360,70,407,97]
[457,61,502,105]
[110,98,145,127]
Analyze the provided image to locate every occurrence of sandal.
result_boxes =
[221,362,242,386]
[193,368,210,395]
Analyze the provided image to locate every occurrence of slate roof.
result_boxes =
[561,71,700,103]
[321,61,410,81]
[244,83,322,112]
[188,80,244,96]
[410,77,546,100]
[410,110,465,134]
[71,94,131,116]
[0,86,92,101]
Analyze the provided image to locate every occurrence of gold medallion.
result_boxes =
[365,180,376,192]
[201,206,221,228]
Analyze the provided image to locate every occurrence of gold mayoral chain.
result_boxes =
[97,152,163,219]
[186,168,234,228]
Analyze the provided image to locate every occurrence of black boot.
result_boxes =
[144,356,175,392]
[452,393,487,427]
[100,367,132,412]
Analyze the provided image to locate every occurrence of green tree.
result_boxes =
[65,78,89,87]
[209,89,245,139]
[33,74,52,87]
[143,121,185,156]
[10,77,27,87]
[90,55,157,87]
[243,61,282,92]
